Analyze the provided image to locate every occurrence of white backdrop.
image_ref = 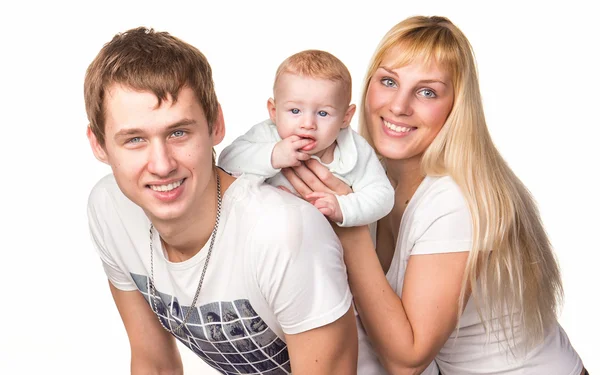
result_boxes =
[0,1,597,374]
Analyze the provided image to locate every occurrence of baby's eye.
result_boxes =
[317,111,328,117]
[291,108,300,114]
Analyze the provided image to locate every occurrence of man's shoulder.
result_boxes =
[230,175,334,238]
[88,173,118,206]
[229,174,313,211]
[87,173,140,217]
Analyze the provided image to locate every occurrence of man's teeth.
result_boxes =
[384,120,414,133]
[150,179,183,192]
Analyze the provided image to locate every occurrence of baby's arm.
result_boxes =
[218,120,311,177]
[332,143,394,227]
[303,143,393,226]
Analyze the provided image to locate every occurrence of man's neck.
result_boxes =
[151,168,235,262]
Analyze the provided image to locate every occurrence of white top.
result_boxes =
[218,119,394,227]
[87,173,353,375]
[358,175,583,375]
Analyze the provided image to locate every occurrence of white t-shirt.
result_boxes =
[218,119,394,227]
[357,175,583,375]
[87,173,353,375]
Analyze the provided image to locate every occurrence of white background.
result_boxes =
[0,0,597,374]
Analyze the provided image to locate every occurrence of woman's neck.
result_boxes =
[375,156,425,273]
[384,156,424,199]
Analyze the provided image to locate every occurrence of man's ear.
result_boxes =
[87,126,109,164]
[211,103,226,146]
[267,98,277,124]
[341,104,356,129]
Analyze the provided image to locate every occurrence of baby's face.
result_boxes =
[270,73,351,158]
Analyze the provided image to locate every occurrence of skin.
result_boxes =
[88,85,358,374]
[269,73,356,223]
[282,58,471,374]
[269,73,356,164]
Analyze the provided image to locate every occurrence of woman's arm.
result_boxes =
[283,161,469,374]
[336,226,468,374]
[281,159,354,197]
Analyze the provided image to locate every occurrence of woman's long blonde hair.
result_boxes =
[359,16,563,351]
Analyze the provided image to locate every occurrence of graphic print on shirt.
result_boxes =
[131,273,291,375]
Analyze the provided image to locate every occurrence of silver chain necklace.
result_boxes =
[149,172,222,335]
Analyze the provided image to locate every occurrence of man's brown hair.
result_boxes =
[84,27,219,146]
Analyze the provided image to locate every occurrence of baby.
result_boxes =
[218,50,393,227]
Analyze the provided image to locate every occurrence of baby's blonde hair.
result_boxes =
[274,49,352,105]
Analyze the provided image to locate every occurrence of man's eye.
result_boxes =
[172,130,186,137]
[127,137,143,144]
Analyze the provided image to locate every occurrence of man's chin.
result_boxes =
[142,203,185,223]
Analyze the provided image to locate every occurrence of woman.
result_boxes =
[282,16,586,374]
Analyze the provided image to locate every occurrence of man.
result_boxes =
[84,27,357,374]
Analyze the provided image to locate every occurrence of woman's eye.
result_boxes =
[291,108,300,114]
[418,89,437,98]
[381,77,397,88]
[317,111,328,117]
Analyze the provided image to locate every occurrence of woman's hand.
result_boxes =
[281,159,353,198]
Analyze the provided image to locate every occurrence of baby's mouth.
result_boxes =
[299,135,317,151]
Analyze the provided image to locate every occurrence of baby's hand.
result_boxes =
[271,135,312,169]
[306,191,343,224]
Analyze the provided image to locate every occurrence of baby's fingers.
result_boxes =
[314,198,334,216]
[296,152,311,161]
[292,137,315,150]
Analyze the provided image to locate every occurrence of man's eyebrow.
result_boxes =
[113,128,143,139]
[113,119,197,140]
[164,118,197,130]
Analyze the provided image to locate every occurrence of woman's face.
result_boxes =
[365,53,454,162]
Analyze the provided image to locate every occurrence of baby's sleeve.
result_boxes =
[336,140,394,227]
[218,120,281,178]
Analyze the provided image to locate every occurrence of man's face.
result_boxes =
[89,84,224,223]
